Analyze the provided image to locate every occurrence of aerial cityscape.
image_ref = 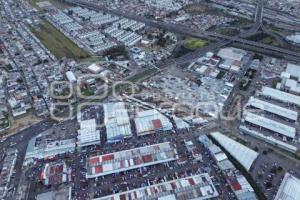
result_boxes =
[0,0,300,199]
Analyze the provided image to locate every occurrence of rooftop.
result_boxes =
[104,102,132,142]
[134,109,173,135]
[274,173,300,200]
[243,112,296,139]
[86,142,178,178]
[210,132,258,171]
[261,87,300,107]
[247,97,298,121]
[94,173,219,200]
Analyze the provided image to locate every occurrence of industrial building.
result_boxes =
[260,86,300,107]
[204,141,235,171]
[25,136,76,160]
[199,134,257,200]
[243,112,296,139]
[65,71,77,83]
[210,132,258,171]
[277,63,300,95]
[77,119,101,147]
[36,187,72,200]
[86,142,178,178]
[40,161,71,186]
[274,173,300,200]
[239,126,298,154]
[285,63,300,81]
[94,173,219,200]
[246,97,298,121]
[104,102,132,143]
[173,116,190,130]
[103,18,144,46]
[217,47,247,72]
[87,63,104,74]
[0,149,18,198]
[134,109,173,136]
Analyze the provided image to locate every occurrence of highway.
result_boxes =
[65,0,300,62]
[241,0,264,38]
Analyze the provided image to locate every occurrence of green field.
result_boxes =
[28,0,39,7]
[32,21,90,59]
[184,38,208,50]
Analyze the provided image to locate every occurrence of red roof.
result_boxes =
[171,182,177,190]
[232,183,242,191]
[89,157,100,165]
[40,172,45,180]
[95,166,103,174]
[142,155,153,163]
[49,164,63,175]
[48,174,63,185]
[102,154,114,161]
[134,157,143,165]
[120,194,126,200]
[188,178,195,185]
[152,119,163,129]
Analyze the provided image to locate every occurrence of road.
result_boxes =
[241,0,264,38]
[65,0,300,62]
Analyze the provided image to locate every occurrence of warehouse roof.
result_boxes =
[274,173,300,200]
[217,47,247,62]
[134,109,173,135]
[65,71,76,83]
[239,126,298,154]
[173,117,190,130]
[103,102,132,142]
[94,173,219,200]
[88,63,103,73]
[286,63,300,81]
[244,112,296,138]
[261,87,300,107]
[247,97,298,121]
[210,132,258,171]
[86,142,178,178]
[77,119,100,147]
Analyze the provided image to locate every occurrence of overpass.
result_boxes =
[241,0,264,38]
[64,0,300,61]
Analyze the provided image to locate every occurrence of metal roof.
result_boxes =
[286,63,300,81]
[261,87,300,107]
[274,173,300,200]
[86,142,178,178]
[239,126,298,154]
[244,112,296,138]
[210,132,258,171]
[78,119,100,147]
[134,109,173,135]
[247,97,298,121]
[103,102,132,141]
[94,173,219,200]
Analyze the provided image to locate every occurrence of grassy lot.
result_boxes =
[31,21,90,59]
[28,0,70,9]
[28,0,39,7]
[80,56,105,63]
[184,37,208,50]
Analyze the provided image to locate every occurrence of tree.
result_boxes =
[262,150,268,155]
